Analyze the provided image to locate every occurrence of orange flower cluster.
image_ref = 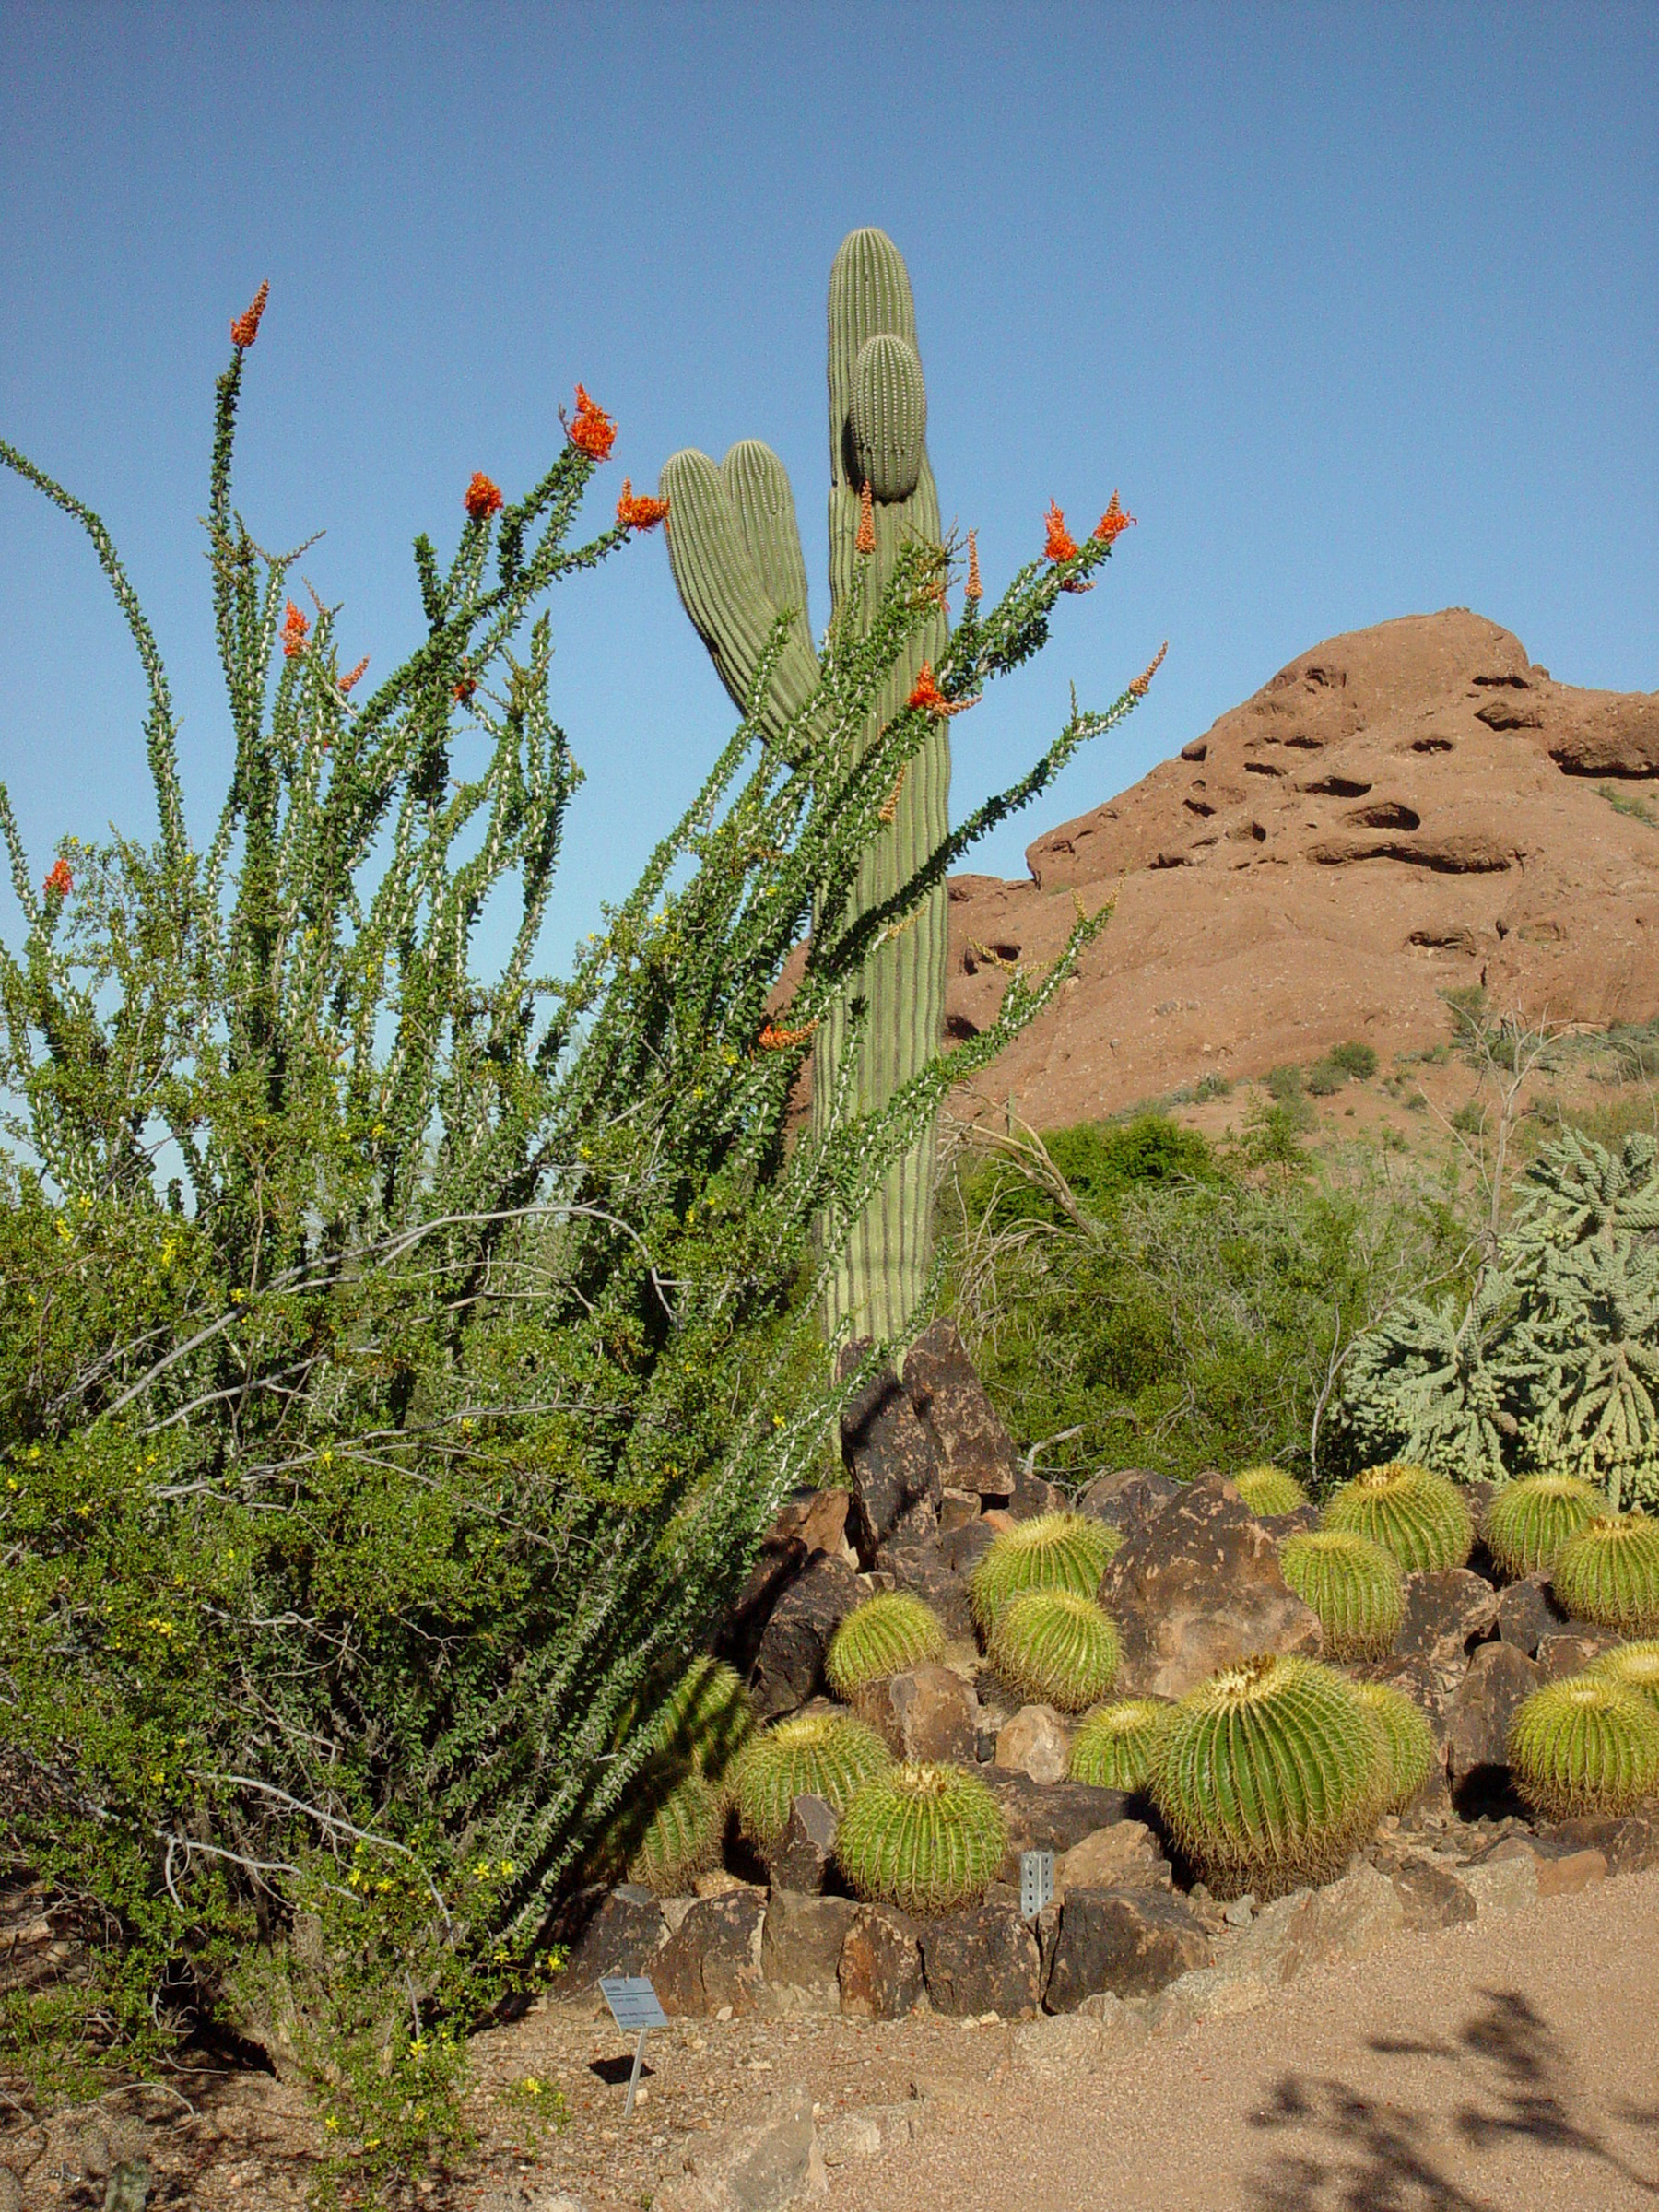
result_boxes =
[567,384,617,461]
[964,530,982,604]
[465,472,504,521]
[338,656,370,695]
[453,673,477,704]
[855,481,876,556]
[1129,641,1169,698]
[281,600,310,658]
[1042,501,1079,562]
[42,858,72,899]
[230,281,269,351]
[906,662,975,718]
[758,1018,817,1051]
[616,478,669,531]
[1094,490,1135,546]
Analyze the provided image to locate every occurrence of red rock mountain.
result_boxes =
[940,609,1659,1125]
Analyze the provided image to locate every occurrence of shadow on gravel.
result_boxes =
[1243,1988,1659,2211]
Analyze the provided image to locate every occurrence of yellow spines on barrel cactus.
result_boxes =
[834,1760,1007,1915]
[969,1511,1121,1635]
[1483,1473,1604,1581]
[1507,1674,1659,1820]
[1279,1530,1406,1660]
[626,1759,727,1894]
[1149,1654,1385,1899]
[1232,1465,1310,1517]
[731,1709,893,1848]
[1551,1512,1659,1635]
[986,1588,1119,1713]
[1067,1699,1166,1792]
[1589,1639,1659,1714]
[825,1591,947,1700]
[1323,1462,1475,1574]
[1347,1679,1439,1811]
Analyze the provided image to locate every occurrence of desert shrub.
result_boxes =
[0,288,1146,2188]
[1329,1041,1379,1081]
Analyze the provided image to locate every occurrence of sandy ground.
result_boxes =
[829,1869,1659,2212]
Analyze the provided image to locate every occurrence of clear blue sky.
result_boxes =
[2,1,1654,973]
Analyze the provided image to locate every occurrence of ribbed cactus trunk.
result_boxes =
[658,229,950,1341]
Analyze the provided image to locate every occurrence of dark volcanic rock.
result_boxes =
[1445,1640,1541,1792]
[1496,1574,1571,1656]
[749,1553,863,1720]
[558,1884,666,1992]
[653,1889,767,2018]
[1390,1856,1477,1932]
[986,1773,1129,1879]
[858,1663,978,1764]
[1044,1886,1213,2011]
[759,1890,858,2013]
[874,1538,974,1641]
[840,1341,943,1560]
[1544,1814,1659,1876]
[838,1901,924,2019]
[764,1794,840,1895]
[1075,1468,1182,1533]
[1097,1474,1324,1699]
[1536,1628,1625,1679]
[1393,1570,1501,1690]
[902,1318,1021,1499]
[919,1899,1043,2018]
[939,1518,997,1576]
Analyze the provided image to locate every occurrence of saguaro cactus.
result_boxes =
[660,229,950,1338]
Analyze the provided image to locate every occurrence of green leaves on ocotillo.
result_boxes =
[825,1591,947,1700]
[1484,1473,1604,1582]
[1323,1462,1475,1574]
[1507,1674,1659,1821]
[1347,1679,1438,1811]
[1279,1530,1405,1661]
[834,1760,1007,1915]
[969,1511,1121,1635]
[731,1710,893,1847]
[1067,1698,1166,1793]
[1551,1512,1659,1635]
[1149,1653,1385,1899]
[986,1588,1120,1714]
[849,335,926,502]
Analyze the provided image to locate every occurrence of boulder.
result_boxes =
[1495,1574,1570,1656]
[1218,1864,1403,1983]
[1390,1854,1478,1932]
[1393,1569,1500,1692]
[859,1663,978,1764]
[995,1704,1071,1783]
[985,1773,1129,1879]
[817,2105,921,2167]
[1058,1819,1171,1893]
[873,1540,975,1641]
[653,1890,767,2018]
[749,1554,863,1720]
[1545,1813,1659,1875]
[1097,1474,1324,1699]
[902,1318,1021,1499]
[759,1892,858,2015]
[840,1343,941,1559]
[1044,1886,1213,2011]
[939,1518,996,1576]
[764,1795,840,1896]
[918,1898,1043,2018]
[1262,1504,1323,1538]
[1456,1837,1540,1917]
[1011,1994,1149,2076]
[838,1902,924,2019]
[558,1883,665,1993]
[1444,1640,1541,1792]
[1075,1468,1181,1533]
[1536,1628,1625,1679]
[1007,1467,1066,1521]
[937,1488,979,1534]
[653,2084,824,2212]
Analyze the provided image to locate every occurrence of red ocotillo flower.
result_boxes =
[1129,641,1169,698]
[281,600,310,658]
[566,384,617,461]
[42,858,73,899]
[964,530,982,604]
[230,281,269,350]
[758,1018,817,1051]
[1042,501,1079,562]
[453,673,477,704]
[338,656,370,695]
[1094,490,1136,546]
[855,480,876,556]
[906,661,974,717]
[465,472,504,522]
[616,478,669,531]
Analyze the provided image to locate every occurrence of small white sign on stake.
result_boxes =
[1019,1848,1054,1922]
[598,1973,669,2118]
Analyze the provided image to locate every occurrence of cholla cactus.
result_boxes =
[1337,1273,1518,1484]
[1510,1237,1659,1509]
[1506,1129,1659,1251]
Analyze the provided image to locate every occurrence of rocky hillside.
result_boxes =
[942,609,1659,1125]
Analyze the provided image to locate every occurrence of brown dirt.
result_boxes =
[936,608,1659,1128]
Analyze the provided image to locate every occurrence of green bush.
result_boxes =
[0,284,1143,2189]
[1329,1041,1379,1080]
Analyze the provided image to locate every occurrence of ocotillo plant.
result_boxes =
[661,229,1140,1336]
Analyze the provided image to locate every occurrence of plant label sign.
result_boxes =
[1019,1848,1054,1921]
[599,1975,669,2117]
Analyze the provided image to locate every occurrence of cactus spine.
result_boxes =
[1232,1465,1311,1518]
[969,1511,1121,1636]
[627,1759,727,1894]
[1067,1698,1166,1792]
[834,1760,1008,1915]
[1590,1639,1659,1713]
[1550,1512,1659,1635]
[1347,1679,1439,1811]
[986,1588,1120,1713]
[1483,1473,1604,1581]
[1507,1674,1659,1820]
[1323,1462,1475,1574]
[731,1710,893,1848]
[1278,1530,1406,1660]
[826,1591,947,1700]
[661,229,949,1336]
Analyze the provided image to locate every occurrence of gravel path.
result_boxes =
[831,1869,1659,2212]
